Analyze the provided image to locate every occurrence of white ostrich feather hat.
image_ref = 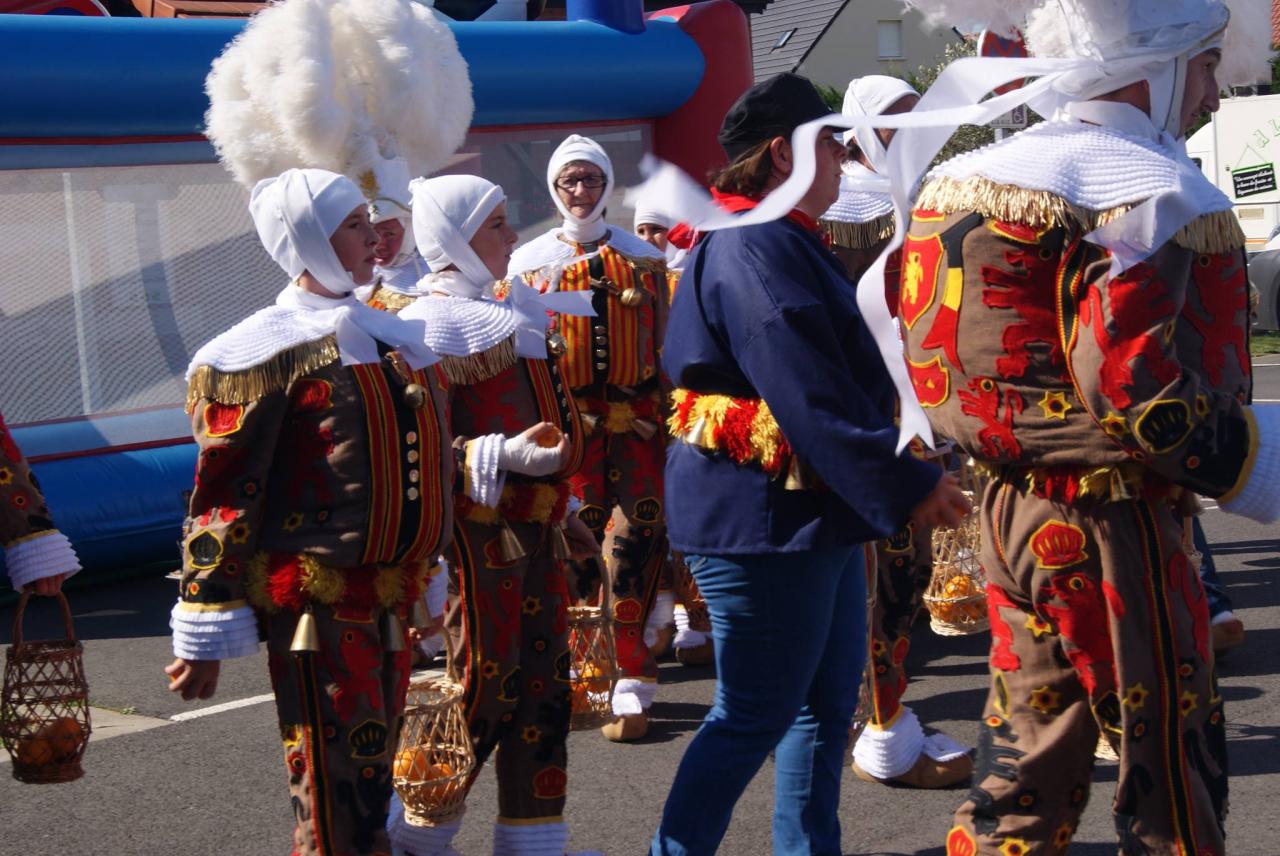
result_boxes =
[204,0,474,190]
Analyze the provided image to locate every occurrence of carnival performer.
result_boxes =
[352,154,451,668]
[892,0,1278,852]
[652,72,969,856]
[629,201,714,667]
[363,155,430,309]
[509,135,672,741]
[0,410,81,596]
[818,74,973,790]
[167,168,450,855]
[392,174,601,856]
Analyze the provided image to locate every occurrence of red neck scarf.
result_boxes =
[667,190,824,251]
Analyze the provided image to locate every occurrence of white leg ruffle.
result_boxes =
[611,677,657,715]
[643,590,675,648]
[386,793,461,856]
[852,705,926,780]
[492,819,568,856]
[672,604,708,649]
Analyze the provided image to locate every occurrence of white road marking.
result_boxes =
[169,692,275,722]
[0,707,171,763]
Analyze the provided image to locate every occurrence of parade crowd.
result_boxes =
[3,0,1280,854]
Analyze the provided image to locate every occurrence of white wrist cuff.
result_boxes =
[611,677,657,715]
[1221,406,1280,524]
[853,705,926,779]
[465,434,506,508]
[493,819,568,856]
[170,601,260,660]
[4,530,81,591]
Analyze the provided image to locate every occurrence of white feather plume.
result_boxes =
[205,0,473,188]
[1218,0,1274,86]
[902,0,1042,36]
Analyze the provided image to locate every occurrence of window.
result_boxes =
[877,20,904,59]
[771,28,796,52]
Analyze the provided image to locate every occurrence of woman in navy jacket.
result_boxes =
[652,74,969,856]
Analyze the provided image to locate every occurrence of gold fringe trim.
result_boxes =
[367,285,417,313]
[915,176,1244,255]
[974,461,1183,504]
[668,389,789,476]
[821,214,895,250]
[439,336,518,386]
[186,337,340,411]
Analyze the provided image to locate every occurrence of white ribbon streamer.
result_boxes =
[632,50,1223,452]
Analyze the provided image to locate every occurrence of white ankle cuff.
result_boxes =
[493,819,567,856]
[853,706,925,779]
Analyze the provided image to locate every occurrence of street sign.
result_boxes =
[991,104,1028,129]
[1232,163,1278,199]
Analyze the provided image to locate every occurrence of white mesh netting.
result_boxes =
[0,124,649,426]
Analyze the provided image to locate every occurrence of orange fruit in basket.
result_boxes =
[16,736,54,767]
[394,747,430,779]
[43,717,84,761]
[577,661,610,693]
[942,575,978,599]
[571,684,592,714]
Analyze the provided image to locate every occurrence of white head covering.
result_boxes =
[632,199,672,232]
[249,168,369,295]
[547,135,614,243]
[410,174,507,295]
[363,155,419,266]
[841,76,920,174]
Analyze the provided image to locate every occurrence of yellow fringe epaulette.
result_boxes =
[821,214,896,250]
[366,285,417,313]
[438,336,518,386]
[915,175,1245,256]
[185,337,339,412]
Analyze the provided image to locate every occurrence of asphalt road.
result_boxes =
[1,362,1277,856]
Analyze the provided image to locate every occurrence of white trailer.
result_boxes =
[1187,92,1280,252]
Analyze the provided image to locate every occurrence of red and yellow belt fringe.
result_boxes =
[246,552,430,613]
[456,479,573,526]
[668,389,792,477]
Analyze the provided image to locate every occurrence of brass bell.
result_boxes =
[403,383,428,410]
[784,457,810,491]
[290,609,321,653]
[620,286,644,308]
[629,418,658,441]
[580,413,601,434]
[410,597,431,630]
[497,519,527,563]
[383,610,407,652]
[546,333,567,358]
[550,523,573,562]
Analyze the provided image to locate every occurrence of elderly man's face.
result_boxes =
[554,160,607,219]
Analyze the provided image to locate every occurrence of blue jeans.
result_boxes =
[651,546,867,856]
[1192,516,1233,618]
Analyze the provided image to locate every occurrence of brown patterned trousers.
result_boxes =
[947,476,1227,856]
[265,603,412,856]
[866,522,934,726]
[446,518,573,821]
[569,423,667,684]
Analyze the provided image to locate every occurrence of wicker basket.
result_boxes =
[392,642,475,827]
[1,592,91,784]
[567,605,618,731]
[924,459,989,636]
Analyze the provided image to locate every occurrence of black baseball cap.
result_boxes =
[717,73,833,161]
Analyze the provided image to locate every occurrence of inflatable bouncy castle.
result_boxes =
[0,0,751,588]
